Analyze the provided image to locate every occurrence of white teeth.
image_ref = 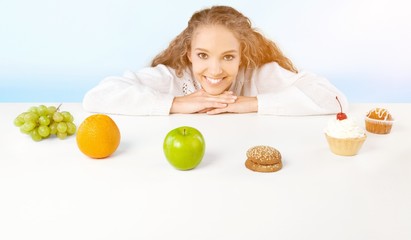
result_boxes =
[205,77,223,85]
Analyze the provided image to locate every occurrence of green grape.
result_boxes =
[49,122,58,135]
[57,132,67,140]
[30,128,43,141]
[53,112,64,122]
[20,121,37,133]
[66,122,77,135]
[24,112,39,123]
[38,125,51,137]
[61,111,74,122]
[14,118,25,127]
[28,106,38,113]
[15,104,76,141]
[57,122,67,133]
[37,105,48,116]
[47,106,57,115]
[14,113,26,127]
[38,115,51,126]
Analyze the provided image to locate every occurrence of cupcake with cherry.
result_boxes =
[365,108,394,134]
[324,97,367,156]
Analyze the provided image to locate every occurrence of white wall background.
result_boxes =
[1,0,410,102]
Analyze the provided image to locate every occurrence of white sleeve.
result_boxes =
[254,62,348,116]
[82,65,176,115]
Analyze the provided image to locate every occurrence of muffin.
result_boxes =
[365,108,394,134]
[325,117,367,156]
[245,145,282,172]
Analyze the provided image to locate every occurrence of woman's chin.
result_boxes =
[203,88,225,95]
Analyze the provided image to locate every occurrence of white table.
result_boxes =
[1,103,410,240]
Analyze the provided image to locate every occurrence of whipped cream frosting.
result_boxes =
[325,118,365,138]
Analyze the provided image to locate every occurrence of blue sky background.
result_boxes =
[1,0,410,102]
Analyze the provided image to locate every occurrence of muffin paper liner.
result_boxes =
[325,134,367,156]
[365,117,394,134]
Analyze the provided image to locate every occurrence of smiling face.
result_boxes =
[188,25,241,95]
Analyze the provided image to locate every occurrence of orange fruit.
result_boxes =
[76,114,121,159]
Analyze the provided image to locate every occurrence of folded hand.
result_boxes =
[170,90,257,114]
[170,90,237,114]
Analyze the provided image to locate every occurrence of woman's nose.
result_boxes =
[209,59,223,75]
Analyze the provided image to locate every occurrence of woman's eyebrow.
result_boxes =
[194,48,209,52]
[222,50,239,54]
[194,48,238,54]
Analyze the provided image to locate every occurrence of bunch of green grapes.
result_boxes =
[13,104,76,141]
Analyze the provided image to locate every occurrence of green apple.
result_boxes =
[163,126,206,170]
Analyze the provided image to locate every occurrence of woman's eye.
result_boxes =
[224,55,234,61]
[198,53,208,59]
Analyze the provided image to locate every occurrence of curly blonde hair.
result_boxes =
[151,5,298,77]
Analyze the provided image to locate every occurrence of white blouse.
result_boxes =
[82,62,348,116]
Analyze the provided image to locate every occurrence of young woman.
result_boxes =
[83,5,347,115]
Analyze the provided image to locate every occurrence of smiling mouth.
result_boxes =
[204,76,224,85]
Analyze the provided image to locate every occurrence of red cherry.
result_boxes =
[336,96,347,120]
[337,112,347,120]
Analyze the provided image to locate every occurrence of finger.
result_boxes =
[205,102,227,108]
[207,108,227,115]
[197,108,213,113]
[205,95,236,104]
[222,94,237,102]
[222,91,236,98]
[222,91,237,99]
[195,102,226,114]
